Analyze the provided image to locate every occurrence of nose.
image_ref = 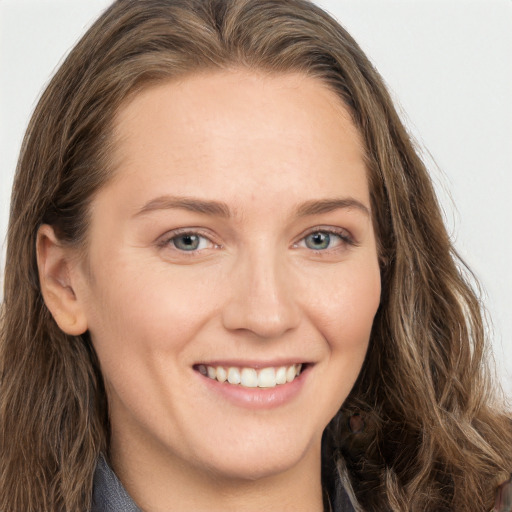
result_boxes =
[221,249,301,339]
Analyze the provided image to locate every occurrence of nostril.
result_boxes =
[221,304,300,339]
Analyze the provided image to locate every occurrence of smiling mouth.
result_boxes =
[195,363,304,388]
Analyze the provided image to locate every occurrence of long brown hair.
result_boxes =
[1,1,510,510]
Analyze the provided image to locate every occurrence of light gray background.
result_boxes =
[1,0,511,393]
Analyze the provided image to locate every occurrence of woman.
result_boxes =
[1,0,510,510]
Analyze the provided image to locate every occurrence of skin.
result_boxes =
[38,70,381,511]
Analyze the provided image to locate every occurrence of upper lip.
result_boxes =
[194,359,310,369]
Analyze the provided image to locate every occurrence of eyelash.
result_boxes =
[157,228,220,253]
[157,227,356,254]
[294,227,356,253]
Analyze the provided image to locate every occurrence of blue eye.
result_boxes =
[172,234,201,251]
[168,233,213,251]
[298,229,353,252]
[304,232,332,250]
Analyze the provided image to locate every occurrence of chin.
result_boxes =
[205,452,305,483]
[192,426,320,483]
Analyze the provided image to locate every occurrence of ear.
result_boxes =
[36,224,88,336]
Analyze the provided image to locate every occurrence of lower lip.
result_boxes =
[195,366,309,410]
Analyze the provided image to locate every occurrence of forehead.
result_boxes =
[105,69,369,213]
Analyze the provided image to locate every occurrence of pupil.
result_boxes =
[174,234,199,250]
[307,232,330,250]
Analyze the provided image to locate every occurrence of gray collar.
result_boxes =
[91,454,142,512]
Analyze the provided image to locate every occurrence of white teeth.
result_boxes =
[200,363,304,388]
[227,367,241,385]
[240,368,258,388]
[258,367,276,388]
[275,366,287,385]
[216,366,227,383]
[286,365,296,382]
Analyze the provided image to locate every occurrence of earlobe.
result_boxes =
[36,224,88,336]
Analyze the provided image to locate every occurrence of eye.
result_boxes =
[296,228,354,252]
[172,233,208,251]
[304,232,333,250]
[158,230,217,252]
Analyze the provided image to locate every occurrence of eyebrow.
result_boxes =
[295,198,370,217]
[135,196,231,218]
[134,195,370,218]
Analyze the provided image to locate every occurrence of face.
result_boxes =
[74,70,380,484]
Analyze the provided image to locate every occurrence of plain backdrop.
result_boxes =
[1,0,511,393]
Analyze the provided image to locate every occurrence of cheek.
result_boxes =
[83,256,222,367]
[301,260,381,349]
[294,260,380,424]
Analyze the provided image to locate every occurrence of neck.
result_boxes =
[110,434,325,512]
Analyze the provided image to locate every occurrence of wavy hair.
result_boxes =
[1,0,510,510]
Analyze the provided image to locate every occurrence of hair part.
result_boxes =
[1,1,510,510]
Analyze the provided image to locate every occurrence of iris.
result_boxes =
[173,234,201,251]
[305,232,331,250]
